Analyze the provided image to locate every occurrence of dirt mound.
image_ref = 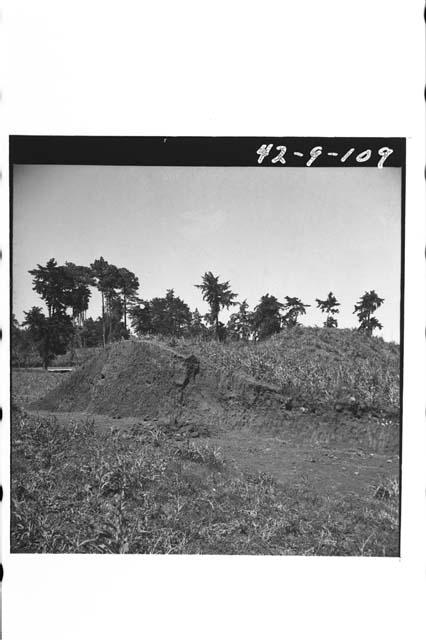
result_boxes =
[32,340,292,431]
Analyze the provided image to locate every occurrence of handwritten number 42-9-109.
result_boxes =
[256,144,394,168]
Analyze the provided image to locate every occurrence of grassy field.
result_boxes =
[11,406,399,555]
[11,363,399,556]
[11,369,70,405]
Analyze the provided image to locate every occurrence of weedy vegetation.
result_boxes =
[11,369,70,405]
[11,407,399,555]
[176,326,400,416]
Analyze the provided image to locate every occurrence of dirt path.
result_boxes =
[27,409,399,499]
[208,429,398,496]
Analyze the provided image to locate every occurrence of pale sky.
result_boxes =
[12,165,402,342]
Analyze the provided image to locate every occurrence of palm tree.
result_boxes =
[282,296,310,327]
[353,290,384,336]
[227,299,252,341]
[316,292,340,328]
[195,271,238,340]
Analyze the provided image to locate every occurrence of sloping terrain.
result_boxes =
[30,328,400,452]
[179,327,400,416]
[32,340,291,431]
[15,330,400,555]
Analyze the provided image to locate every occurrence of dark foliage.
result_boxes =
[252,294,283,340]
[130,290,191,338]
[353,290,384,336]
[316,292,340,328]
[227,300,253,341]
[282,296,311,328]
[22,307,74,368]
[195,272,238,340]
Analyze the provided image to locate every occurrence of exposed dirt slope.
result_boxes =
[32,340,291,431]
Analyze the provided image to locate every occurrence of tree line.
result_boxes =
[12,259,385,368]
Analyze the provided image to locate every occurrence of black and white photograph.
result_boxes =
[10,136,404,556]
[2,2,425,639]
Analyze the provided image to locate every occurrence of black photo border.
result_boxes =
[9,135,406,556]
